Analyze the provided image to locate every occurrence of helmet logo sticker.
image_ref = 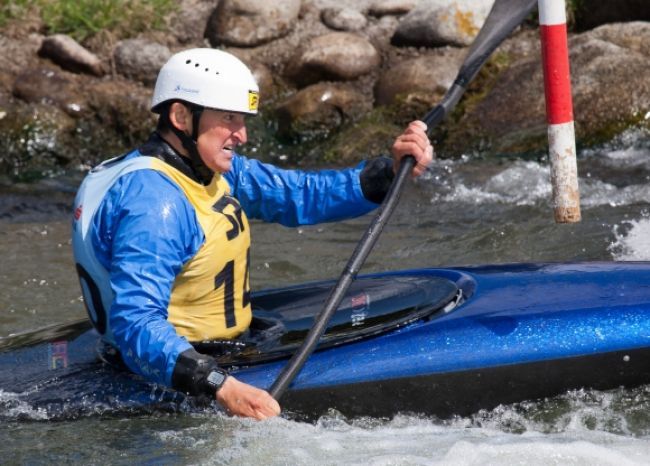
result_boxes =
[248,91,259,112]
[173,84,200,95]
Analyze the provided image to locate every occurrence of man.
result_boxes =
[72,48,433,420]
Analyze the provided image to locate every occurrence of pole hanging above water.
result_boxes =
[539,0,581,223]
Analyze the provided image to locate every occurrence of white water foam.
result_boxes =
[429,158,650,209]
[193,412,650,466]
[163,386,650,466]
[437,161,552,206]
[0,389,49,421]
[610,216,650,261]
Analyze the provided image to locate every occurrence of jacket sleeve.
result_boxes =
[223,154,381,226]
[92,170,203,388]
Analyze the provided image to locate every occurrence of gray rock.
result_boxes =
[169,0,219,44]
[275,82,370,139]
[39,34,104,76]
[114,39,171,85]
[374,48,466,106]
[286,32,381,87]
[392,0,494,47]
[368,0,417,17]
[321,7,368,31]
[205,0,301,47]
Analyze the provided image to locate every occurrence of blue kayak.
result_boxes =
[1,261,650,420]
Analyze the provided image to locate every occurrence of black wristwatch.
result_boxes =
[205,369,229,393]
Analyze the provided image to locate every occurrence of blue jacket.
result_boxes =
[73,138,381,391]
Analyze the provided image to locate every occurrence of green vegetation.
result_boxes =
[565,0,581,29]
[0,0,34,26]
[0,0,177,42]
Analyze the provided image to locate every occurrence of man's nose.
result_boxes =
[233,124,247,145]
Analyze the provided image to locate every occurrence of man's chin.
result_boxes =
[213,161,233,173]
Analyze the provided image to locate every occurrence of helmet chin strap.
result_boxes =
[169,105,215,185]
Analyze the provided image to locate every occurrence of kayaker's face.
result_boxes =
[196,109,248,174]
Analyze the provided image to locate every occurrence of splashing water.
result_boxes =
[610,216,650,261]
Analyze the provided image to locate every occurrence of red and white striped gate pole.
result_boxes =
[539,0,581,223]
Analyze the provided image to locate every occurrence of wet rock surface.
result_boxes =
[276,82,371,140]
[0,1,648,180]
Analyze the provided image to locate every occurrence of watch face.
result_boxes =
[207,370,226,388]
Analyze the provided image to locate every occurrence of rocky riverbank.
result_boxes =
[0,0,649,181]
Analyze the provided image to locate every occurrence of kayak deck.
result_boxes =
[197,274,460,365]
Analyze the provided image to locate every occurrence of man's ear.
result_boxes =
[168,102,192,133]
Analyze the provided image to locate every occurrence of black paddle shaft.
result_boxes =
[269,0,538,400]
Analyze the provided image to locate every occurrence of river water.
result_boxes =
[2,128,650,464]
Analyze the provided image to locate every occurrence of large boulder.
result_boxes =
[205,0,301,47]
[392,0,494,47]
[285,32,381,87]
[113,39,171,85]
[374,47,466,106]
[444,22,650,155]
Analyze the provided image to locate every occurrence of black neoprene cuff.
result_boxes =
[171,347,223,397]
[359,157,395,204]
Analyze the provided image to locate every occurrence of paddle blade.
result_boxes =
[457,0,538,87]
[424,0,538,129]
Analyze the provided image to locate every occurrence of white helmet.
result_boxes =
[151,48,260,115]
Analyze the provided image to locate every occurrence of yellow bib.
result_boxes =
[151,159,251,341]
